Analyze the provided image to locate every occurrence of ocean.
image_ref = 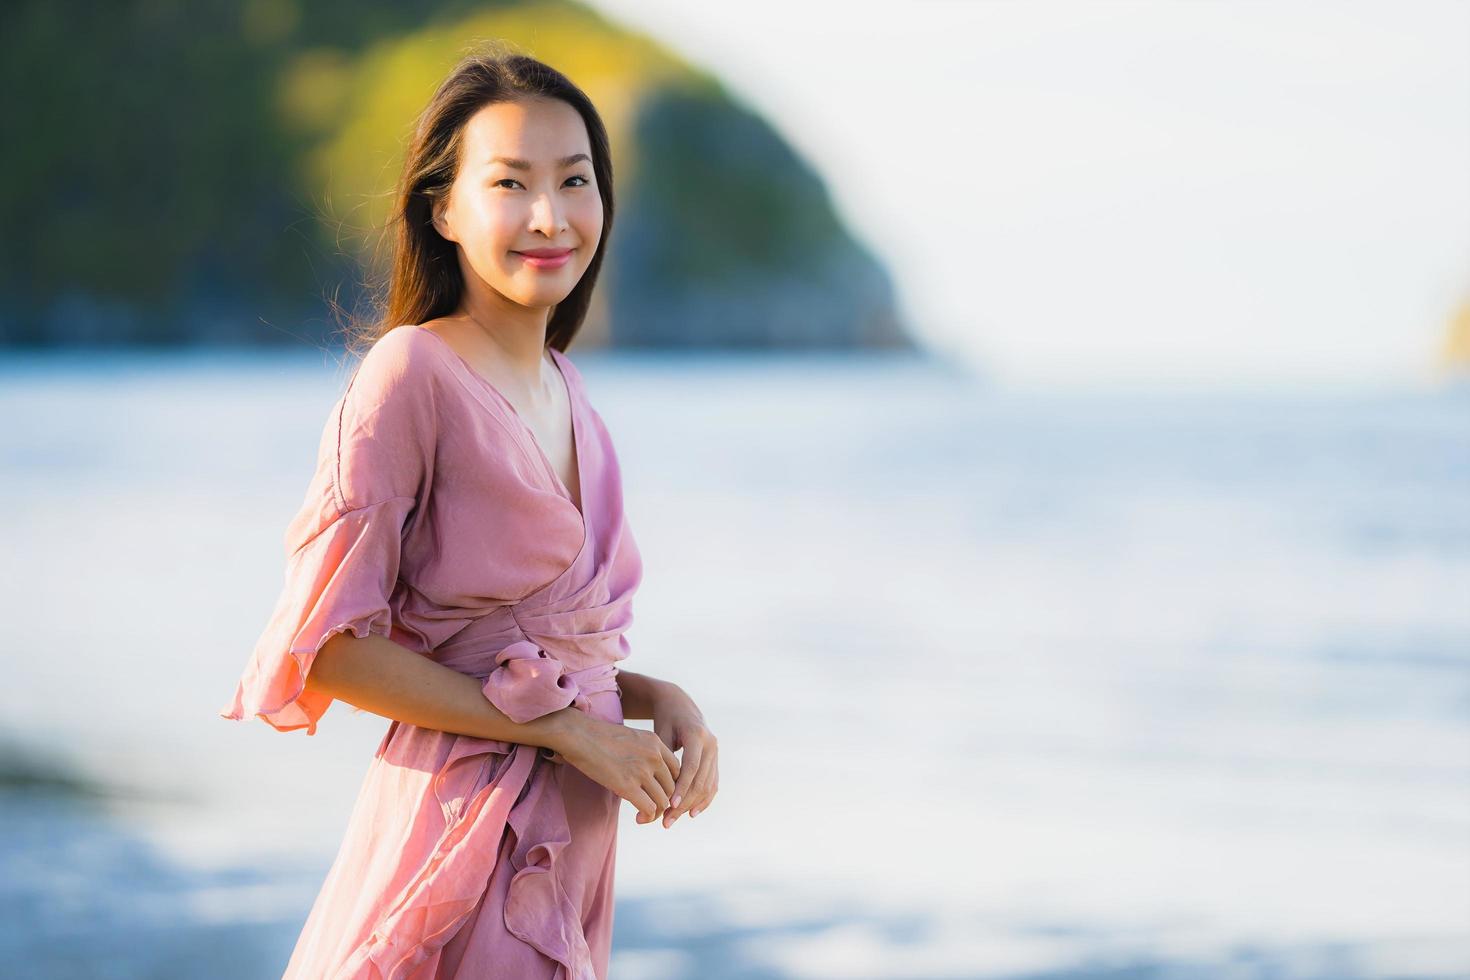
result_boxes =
[1,346,1466,978]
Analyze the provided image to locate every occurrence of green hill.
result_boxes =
[0,0,911,350]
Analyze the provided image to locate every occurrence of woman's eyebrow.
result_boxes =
[487,153,591,170]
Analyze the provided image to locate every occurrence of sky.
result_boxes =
[584,0,1470,386]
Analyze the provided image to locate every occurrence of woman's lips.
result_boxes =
[514,248,573,270]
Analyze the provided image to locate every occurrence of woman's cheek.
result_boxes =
[483,212,518,257]
[474,216,520,279]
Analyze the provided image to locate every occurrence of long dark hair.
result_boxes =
[341,43,614,356]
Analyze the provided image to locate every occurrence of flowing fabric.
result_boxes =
[218,324,643,978]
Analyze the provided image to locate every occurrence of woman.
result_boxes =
[218,48,719,979]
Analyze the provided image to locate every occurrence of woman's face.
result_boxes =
[433,96,603,312]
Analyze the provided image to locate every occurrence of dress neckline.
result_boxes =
[412,325,585,521]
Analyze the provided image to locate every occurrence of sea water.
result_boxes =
[1,347,1466,978]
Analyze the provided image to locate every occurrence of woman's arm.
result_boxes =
[616,668,684,721]
[306,632,583,752]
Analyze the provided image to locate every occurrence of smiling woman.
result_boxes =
[429,98,605,324]
[217,44,719,980]
[363,53,618,360]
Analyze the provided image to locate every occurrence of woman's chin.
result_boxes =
[502,288,573,311]
[510,279,578,307]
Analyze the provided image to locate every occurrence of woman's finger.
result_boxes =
[683,755,715,818]
[690,750,719,818]
[652,741,680,800]
[658,739,681,784]
[642,775,671,821]
[626,785,660,824]
[666,740,717,826]
[666,743,702,813]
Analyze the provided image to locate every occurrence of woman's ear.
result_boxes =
[432,198,457,243]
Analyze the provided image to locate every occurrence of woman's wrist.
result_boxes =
[648,678,686,711]
[542,704,590,756]
[618,669,683,720]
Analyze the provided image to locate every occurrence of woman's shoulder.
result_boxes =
[329,326,442,510]
[352,324,442,387]
[340,324,463,418]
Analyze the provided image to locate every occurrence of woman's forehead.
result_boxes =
[462,99,590,160]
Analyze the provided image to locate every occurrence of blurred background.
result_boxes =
[2,1,1467,977]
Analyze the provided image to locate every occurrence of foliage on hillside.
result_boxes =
[1,0,908,349]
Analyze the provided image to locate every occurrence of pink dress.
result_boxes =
[218,324,643,979]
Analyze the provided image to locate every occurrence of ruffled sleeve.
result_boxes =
[218,327,438,735]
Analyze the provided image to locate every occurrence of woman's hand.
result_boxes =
[551,711,682,825]
[650,685,719,828]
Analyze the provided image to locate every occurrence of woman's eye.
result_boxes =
[493,176,590,189]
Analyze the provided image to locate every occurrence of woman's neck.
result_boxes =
[452,291,551,380]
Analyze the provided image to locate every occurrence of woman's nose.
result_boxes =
[529,193,565,235]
